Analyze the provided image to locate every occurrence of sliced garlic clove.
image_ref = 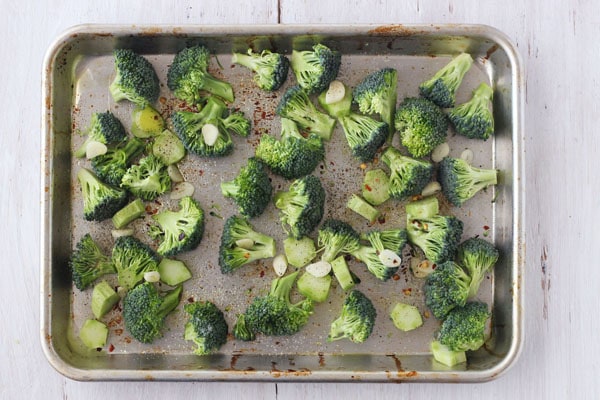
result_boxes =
[144,271,161,283]
[431,142,450,162]
[170,182,195,200]
[202,123,220,146]
[306,260,332,278]
[86,141,108,159]
[378,249,402,267]
[421,181,442,197]
[325,80,346,104]
[235,238,255,249]
[167,164,184,183]
[111,228,134,239]
[460,148,474,164]
[273,254,288,277]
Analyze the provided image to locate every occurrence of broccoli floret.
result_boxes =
[352,68,398,137]
[456,238,499,298]
[274,175,325,239]
[120,155,171,201]
[419,53,473,108]
[109,49,160,107]
[218,215,276,274]
[394,97,448,158]
[407,213,463,265]
[327,290,376,343]
[317,219,361,262]
[183,301,228,355]
[77,168,128,222]
[438,302,490,352]
[276,85,336,140]
[350,245,398,281]
[381,146,433,201]
[290,43,341,94]
[69,234,116,290]
[231,49,290,91]
[74,111,127,158]
[91,137,145,186]
[167,45,234,104]
[363,228,408,255]
[112,236,159,290]
[220,157,272,218]
[424,261,471,320]
[438,157,498,207]
[244,271,313,336]
[149,196,204,257]
[232,313,256,341]
[449,83,494,140]
[122,282,182,343]
[338,112,388,162]
[255,118,325,179]
[222,110,251,137]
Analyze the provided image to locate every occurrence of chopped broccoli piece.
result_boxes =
[406,212,463,265]
[112,198,145,229]
[131,105,165,138]
[233,313,256,341]
[390,302,423,332]
[276,85,336,140]
[449,83,494,140]
[220,157,272,218]
[424,261,471,320]
[362,168,390,206]
[381,146,433,201]
[109,49,160,106]
[157,258,192,286]
[317,80,353,118]
[77,168,128,222]
[290,43,341,94]
[222,110,251,137]
[91,280,120,319]
[405,195,440,219]
[218,215,276,274]
[338,112,388,162]
[438,157,498,207]
[331,255,359,291]
[346,194,380,223]
[419,53,473,108]
[274,175,325,239]
[327,290,376,343]
[350,245,397,282]
[152,129,186,165]
[121,154,171,201]
[394,97,448,158]
[79,319,109,349]
[167,45,234,104]
[353,68,398,137]
[456,238,499,298]
[430,340,466,367]
[363,228,408,256]
[69,233,116,290]
[317,219,361,262]
[231,49,290,91]
[74,111,127,158]
[296,271,332,303]
[111,235,159,290]
[184,301,228,355]
[438,302,490,352]
[91,137,145,186]
[283,236,317,268]
[149,196,204,256]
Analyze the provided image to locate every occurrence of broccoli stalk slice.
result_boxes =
[449,83,494,140]
[419,53,474,108]
[158,285,183,317]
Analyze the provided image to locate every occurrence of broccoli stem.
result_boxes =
[158,285,182,319]
[231,53,257,71]
[219,180,239,198]
[201,73,234,103]
[270,271,299,302]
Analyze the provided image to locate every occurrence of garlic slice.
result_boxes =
[202,123,219,146]
[306,260,332,278]
[325,80,346,104]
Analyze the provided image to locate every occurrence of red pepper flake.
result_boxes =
[187,297,194,303]
[364,184,372,192]
[377,214,386,224]
[483,225,490,230]
[259,270,265,277]
[108,344,115,352]
[243,252,250,259]
[402,288,412,296]
[114,328,124,336]
[392,274,400,281]
[159,97,167,104]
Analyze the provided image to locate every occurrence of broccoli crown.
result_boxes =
[232,313,256,341]
[167,45,234,104]
[339,112,388,162]
[112,235,159,290]
[449,82,494,140]
[327,290,376,343]
[364,228,408,255]
[407,213,463,265]
[351,245,398,281]
[69,233,116,290]
[75,111,127,158]
[424,261,471,320]
[77,168,128,222]
[231,49,290,91]
[381,146,433,200]
[394,97,449,158]
[352,68,398,134]
[91,137,145,186]
[438,157,498,207]
[120,154,171,201]
[245,271,313,336]
[123,282,182,344]
[222,111,251,137]
[274,175,326,239]
[109,49,160,106]
[220,157,273,218]
[276,85,336,140]
[457,238,499,298]
[218,215,276,274]
[255,118,325,179]
[183,301,228,355]
[317,219,361,262]
[418,53,473,108]
[150,196,205,257]
[290,43,341,94]
[438,302,490,351]
[171,97,234,157]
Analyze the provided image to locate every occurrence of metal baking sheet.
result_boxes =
[41,24,524,382]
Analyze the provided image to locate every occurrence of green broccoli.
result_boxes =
[231,49,290,91]
[394,97,448,158]
[184,301,228,355]
[456,238,499,298]
[406,212,463,265]
[352,68,398,137]
[327,290,376,343]
[244,271,313,336]
[338,112,388,162]
[77,168,128,222]
[350,245,398,282]
[255,118,325,179]
[167,45,234,104]
[111,235,159,290]
[122,282,182,343]
[220,157,272,218]
[276,85,336,140]
[438,302,490,352]
[363,228,408,256]
[109,49,160,107]
[120,155,171,201]
[232,313,256,341]
[438,157,498,207]
[449,83,494,140]
[74,111,127,158]
[424,261,471,320]
[381,146,433,200]
[317,219,361,262]
[290,43,341,94]
[149,196,204,257]
[222,110,251,137]
[274,175,325,239]
[69,234,116,290]
[419,53,473,108]
[91,137,145,186]
[218,215,276,274]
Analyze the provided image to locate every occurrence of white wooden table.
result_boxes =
[1,0,597,398]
